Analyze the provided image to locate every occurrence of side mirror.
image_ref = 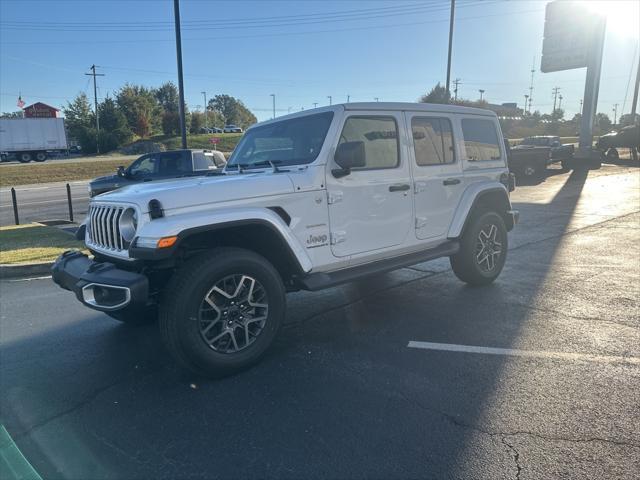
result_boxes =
[333,141,366,178]
[116,166,126,177]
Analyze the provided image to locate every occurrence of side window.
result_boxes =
[158,152,190,175]
[461,118,501,161]
[411,117,455,166]
[128,155,157,176]
[339,116,398,169]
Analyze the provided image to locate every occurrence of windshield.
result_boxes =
[227,112,334,169]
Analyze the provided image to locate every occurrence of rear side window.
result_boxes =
[411,117,455,166]
[158,151,191,174]
[339,116,399,169]
[461,118,501,161]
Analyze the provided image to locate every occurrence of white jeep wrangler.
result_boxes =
[53,103,518,377]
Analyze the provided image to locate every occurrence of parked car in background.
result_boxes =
[89,149,226,197]
[596,124,640,160]
[223,124,243,133]
[210,127,223,133]
[504,140,551,180]
[514,136,574,162]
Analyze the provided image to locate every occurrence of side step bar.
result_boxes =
[299,240,459,291]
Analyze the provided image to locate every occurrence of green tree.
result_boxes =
[419,83,450,104]
[116,84,161,137]
[162,111,181,135]
[63,93,94,142]
[155,82,180,113]
[619,113,639,127]
[97,96,133,151]
[595,112,612,131]
[208,94,257,129]
[190,111,205,134]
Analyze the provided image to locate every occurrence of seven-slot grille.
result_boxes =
[87,205,126,251]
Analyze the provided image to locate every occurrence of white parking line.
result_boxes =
[407,341,640,366]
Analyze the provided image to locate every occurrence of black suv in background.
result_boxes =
[89,149,226,197]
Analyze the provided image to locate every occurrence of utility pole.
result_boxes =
[173,0,187,149]
[445,0,456,98]
[558,94,563,110]
[270,94,275,119]
[552,87,561,113]
[327,95,332,105]
[453,78,461,102]
[528,57,535,114]
[524,94,529,114]
[479,89,485,101]
[347,95,350,103]
[85,64,104,153]
[612,103,618,125]
[201,91,207,129]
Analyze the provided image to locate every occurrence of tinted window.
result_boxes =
[339,116,398,169]
[128,155,158,176]
[227,112,333,168]
[158,151,191,175]
[411,117,455,166]
[461,119,501,161]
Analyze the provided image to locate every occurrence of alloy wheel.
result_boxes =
[475,223,503,273]
[198,274,269,353]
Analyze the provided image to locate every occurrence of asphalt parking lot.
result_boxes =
[1,164,639,479]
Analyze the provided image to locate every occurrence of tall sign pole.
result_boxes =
[445,0,456,98]
[173,0,187,149]
[577,15,606,152]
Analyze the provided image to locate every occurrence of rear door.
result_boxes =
[326,112,413,257]
[406,113,464,240]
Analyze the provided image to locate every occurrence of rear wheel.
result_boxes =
[19,152,32,163]
[606,148,619,160]
[451,211,508,286]
[34,152,47,162]
[159,248,285,378]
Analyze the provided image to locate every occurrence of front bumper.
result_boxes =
[51,250,149,312]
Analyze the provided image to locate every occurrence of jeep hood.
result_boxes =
[95,173,295,212]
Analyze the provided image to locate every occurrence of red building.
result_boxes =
[23,102,60,118]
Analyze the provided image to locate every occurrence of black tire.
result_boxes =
[522,162,539,178]
[606,148,619,160]
[159,248,285,378]
[34,152,47,162]
[450,211,508,286]
[107,306,158,326]
[18,152,32,163]
[561,158,572,171]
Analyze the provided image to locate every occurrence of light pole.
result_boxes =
[327,96,332,105]
[313,102,318,108]
[374,97,379,102]
[173,0,187,149]
[201,91,207,129]
[445,0,456,98]
[612,103,618,125]
[270,94,275,119]
[479,89,485,101]
[524,94,529,114]
[347,95,350,103]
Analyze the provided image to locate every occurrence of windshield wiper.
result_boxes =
[234,160,286,173]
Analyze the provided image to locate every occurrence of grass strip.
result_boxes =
[0,223,85,264]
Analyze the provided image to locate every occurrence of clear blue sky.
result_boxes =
[1,0,638,122]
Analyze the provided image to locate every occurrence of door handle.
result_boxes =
[389,184,411,192]
[442,178,461,186]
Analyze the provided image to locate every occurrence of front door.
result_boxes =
[406,113,464,240]
[326,113,413,257]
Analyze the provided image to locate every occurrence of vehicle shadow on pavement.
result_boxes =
[1,169,611,480]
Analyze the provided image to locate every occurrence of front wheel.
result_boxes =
[606,148,619,160]
[159,248,285,378]
[450,211,508,286]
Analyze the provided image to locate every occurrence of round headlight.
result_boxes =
[119,208,138,243]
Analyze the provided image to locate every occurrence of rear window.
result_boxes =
[461,118,501,161]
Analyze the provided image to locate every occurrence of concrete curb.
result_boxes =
[0,262,53,279]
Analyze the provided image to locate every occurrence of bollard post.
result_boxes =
[11,187,19,225]
[66,183,74,223]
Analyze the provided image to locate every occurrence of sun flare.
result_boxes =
[582,0,640,38]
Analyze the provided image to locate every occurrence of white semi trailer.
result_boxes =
[0,118,68,162]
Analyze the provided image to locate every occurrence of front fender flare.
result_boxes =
[131,207,313,273]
